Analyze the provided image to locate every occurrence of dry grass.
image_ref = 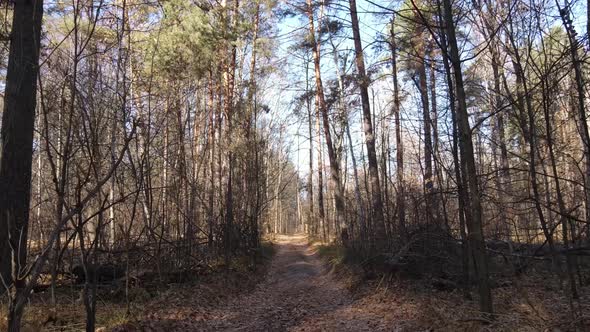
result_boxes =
[316,243,590,331]
[1,295,134,331]
[1,241,276,331]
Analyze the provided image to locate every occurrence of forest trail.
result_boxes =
[197,234,392,331]
[139,234,399,331]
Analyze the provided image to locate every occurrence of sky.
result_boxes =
[260,0,589,185]
[264,0,399,182]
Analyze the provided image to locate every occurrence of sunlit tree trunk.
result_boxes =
[305,57,315,236]
[417,51,435,225]
[389,18,406,241]
[348,0,386,247]
[329,37,364,241]
[223,0,240,264]
[316,106,325,240]
[306,0,345,240]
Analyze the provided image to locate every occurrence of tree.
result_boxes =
[348,0,386,246]
[0,0,44,330]
[306,0,346,240]
[441,0,493,314]
[389,15,406,240]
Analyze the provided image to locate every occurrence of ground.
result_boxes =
[130,234,400,331]
[9,235,589,331]
[114,234,590,332]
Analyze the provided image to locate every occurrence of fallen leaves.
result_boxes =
[29,234,586,332]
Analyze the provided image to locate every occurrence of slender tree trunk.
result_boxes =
[110,0,131,248]
[479,0,512,241]
[328,37,357,238]
[381,113,390,231]
[316,107,325,240]
[559,5,590,246]
[429,55,446,229]
[442,0,493,314]
[491,45,511,240]
[390,18,406,240]
[275,142,283,234]
[246,2,260,250]
[436,0,470,298]
[345,122,366,244]
[162,97,169,242]
[348,0,386,247]
[306,0,345,238]
[417,55,435,225]
[505,23,562,281]
[305,58,315,236]
[208,72,216,249]
[541,76,579,299]
[35,113,44,246]
[223,0,239,265]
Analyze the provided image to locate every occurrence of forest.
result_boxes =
[0,0,589,330]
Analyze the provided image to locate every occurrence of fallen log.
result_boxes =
[71,264,125,284]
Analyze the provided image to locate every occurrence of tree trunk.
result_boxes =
[0,0,43,329]
[305,57,315,236]
[559,5,590,246]
[441,0,493,314]
[316,109,325,240]
[223,0,239,265]
[328,36,358,239]
[416,54,436,226]
[390,18,406,241]
[436,0,470,298]
[541,72,579,299]
[505,18,562,281]
[306,0,345,239]
[348,0,386,247]
[208,72,216,249]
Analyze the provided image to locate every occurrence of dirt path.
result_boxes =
[198,234,380,331]
[135,235,399,331]
[129,234,590,332]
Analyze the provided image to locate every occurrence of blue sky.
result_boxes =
[260,0,589,186]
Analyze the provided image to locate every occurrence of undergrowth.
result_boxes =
[2,241,277,332]
[313,242,590,331]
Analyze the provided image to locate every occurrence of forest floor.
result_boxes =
[123,234,590,332]
[8,234,590,331]
[123,234,397,331]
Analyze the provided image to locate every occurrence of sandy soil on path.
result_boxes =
[134,234,402,331]
[197,234,392,331]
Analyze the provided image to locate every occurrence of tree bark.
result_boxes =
[435,0,470,298]
[348,0,386,247]
[0,3,44,330]
[559,4,590,246]
[305,57,315,236]
[441,0,493,314]
[417,55,435,225]
[306,0,345,239]
[390,18,406,240]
